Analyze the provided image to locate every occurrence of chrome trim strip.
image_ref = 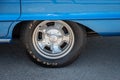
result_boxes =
[0,39,11,42]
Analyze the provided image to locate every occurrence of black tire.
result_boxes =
[21,20,86,67]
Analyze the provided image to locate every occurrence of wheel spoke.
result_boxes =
[39,24,47,33]
[63,35,70,43]
[39,29,45,33]
[50,44,61,53]
[54,22,63,29]
[38,39,47,49]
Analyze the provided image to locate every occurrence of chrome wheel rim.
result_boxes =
[32,20,74,59]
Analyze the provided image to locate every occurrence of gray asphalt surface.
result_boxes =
[0,36,120,80]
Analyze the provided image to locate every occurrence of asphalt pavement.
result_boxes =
[0,36,120,80]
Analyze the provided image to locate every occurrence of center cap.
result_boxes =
[49,35,58,42]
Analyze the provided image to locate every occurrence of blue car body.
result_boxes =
[0,0,120,42]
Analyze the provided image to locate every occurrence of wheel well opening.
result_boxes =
[12,20,99,39]
[12,21,31,39]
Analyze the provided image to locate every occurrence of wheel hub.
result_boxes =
[46,28,62,44]
[49,35,58,42]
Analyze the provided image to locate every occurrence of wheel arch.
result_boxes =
[12,21,33,39]
[11,20,98,39]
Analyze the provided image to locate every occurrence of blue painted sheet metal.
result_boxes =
[0,22,12,38]
[0,0,20,38]
[22,0,120,4]
[19,12,120,20]
[0,0,20,20]
[6,0,120,39]
[1,0,120,40]
[20,0,120,20]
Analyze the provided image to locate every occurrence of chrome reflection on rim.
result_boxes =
[32,20,74,59]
